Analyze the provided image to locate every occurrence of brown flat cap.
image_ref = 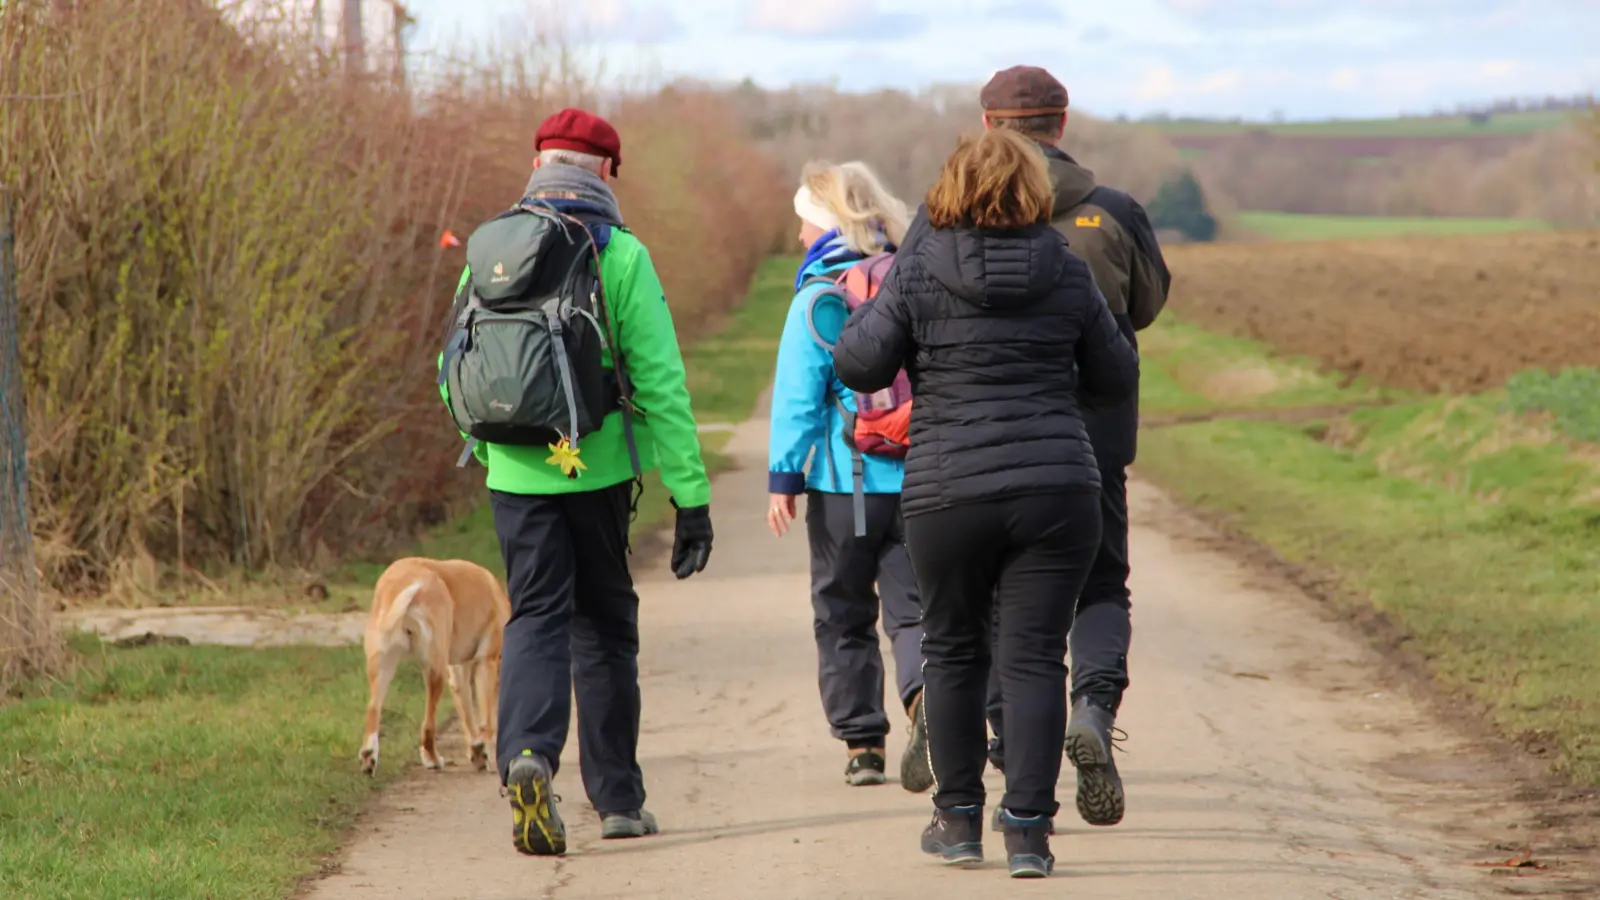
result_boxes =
[981,65,1069,117]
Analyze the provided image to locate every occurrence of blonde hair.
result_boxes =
[797,160,909,255]
[925,129,1054,231]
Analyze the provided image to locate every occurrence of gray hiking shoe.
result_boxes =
[998,809,1055,878]
[921,804,984,867]
[1064,697,1126,826]
[505,751,566,856]
[600,809,659,839]
[991,804,1054,834]
[900,691,934,794]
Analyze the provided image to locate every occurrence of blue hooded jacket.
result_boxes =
[768,232,906,496]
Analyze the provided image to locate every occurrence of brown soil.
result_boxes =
[1167,230,1600,393]
[1169,132,1535,161]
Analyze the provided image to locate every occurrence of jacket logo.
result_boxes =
[491,261,510,284]
[1075,215,1102,228]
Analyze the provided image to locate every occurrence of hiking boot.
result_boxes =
[998,809,1055,878]
[600,809,659,839]
[505,751,566,856]
[990,804,1054,834]
[920,804,984,867]
[986,736,1005,775]
[900,691,934,794]
[845,747,887,786]
[1064,697,1126,826]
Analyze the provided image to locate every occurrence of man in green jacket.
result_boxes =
[441,108,714,857]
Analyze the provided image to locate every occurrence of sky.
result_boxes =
[399,0,1600,120]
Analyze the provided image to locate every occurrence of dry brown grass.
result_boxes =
[0,0,787,603]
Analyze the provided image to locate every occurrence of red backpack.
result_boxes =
[802,253,913,534]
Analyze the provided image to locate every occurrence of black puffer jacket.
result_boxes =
[832,223,1139,517]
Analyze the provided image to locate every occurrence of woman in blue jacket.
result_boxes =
[766,161,930,792]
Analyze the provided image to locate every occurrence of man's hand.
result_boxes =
[766,494,798,537]
[670,499,713,579]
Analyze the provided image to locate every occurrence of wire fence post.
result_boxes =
[0,184,55,689]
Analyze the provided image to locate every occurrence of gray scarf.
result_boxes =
[522,164,624,225]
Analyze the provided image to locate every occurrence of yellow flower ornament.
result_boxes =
[546,435,586,479]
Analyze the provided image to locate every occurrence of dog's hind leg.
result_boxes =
[447,663,487,771]
[419,645,450,770]
[468,656,496,771]
[360,645,404,775]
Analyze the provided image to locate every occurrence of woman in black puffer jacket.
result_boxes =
[832,128,1139,879]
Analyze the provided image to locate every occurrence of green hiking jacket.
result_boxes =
[438,227,711,508]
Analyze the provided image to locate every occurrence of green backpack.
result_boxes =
[438,201,640,479]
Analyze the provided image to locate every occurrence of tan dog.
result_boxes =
[359,557,511,775]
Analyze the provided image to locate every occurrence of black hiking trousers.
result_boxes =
[987,465,1132,747]
[491,481,645,815]
[907,490,1102,818]
[805,490,924,748]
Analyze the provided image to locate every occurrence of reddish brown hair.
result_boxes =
[925,129,1054,231]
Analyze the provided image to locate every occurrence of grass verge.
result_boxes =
[1139,313,1401,416]
[1237,211,1550,241]
[0,635,418,900]
[1135,399,1600,784]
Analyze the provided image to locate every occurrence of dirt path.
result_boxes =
[303,406,1594,899]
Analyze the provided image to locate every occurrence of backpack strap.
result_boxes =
[802,271,871,535]
[800,273,848,352]
[832,395,868,538]
[565,214,645,516]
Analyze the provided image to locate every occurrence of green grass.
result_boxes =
[1138,314,1400,415]
[1153,108,1579,138]
[1506,368,1600,444]
[331,255,802,599]
[1136,395,1600,785]
[0,635,419,899]
[1238,211,1550,241]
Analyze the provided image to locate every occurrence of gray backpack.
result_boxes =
[438,201,640,478]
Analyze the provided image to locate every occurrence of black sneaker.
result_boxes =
[921,805,984,867]
[986,736,1005,775]
[600,809,659,839]
[990,804,1054,834]
[900,692,934,794]
[998,809,1054,878]
[1064,697,1126,826]
[505,751,566,856]
[845,748,887,786]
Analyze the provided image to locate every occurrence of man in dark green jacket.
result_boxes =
[974,66,1172,831]
[440,108,713,857]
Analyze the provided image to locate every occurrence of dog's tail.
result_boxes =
[377,581,427,638]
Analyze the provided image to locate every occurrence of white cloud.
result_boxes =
[744,0,859,36]
[1136,65,1176,100]
[402,0,1600,119]
[1196,69,1242,93]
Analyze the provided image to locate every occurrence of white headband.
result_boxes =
[794,185,841,233]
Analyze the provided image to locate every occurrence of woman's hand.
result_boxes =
[767,494,799,537]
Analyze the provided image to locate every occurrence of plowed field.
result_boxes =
[1165,230,1600,393]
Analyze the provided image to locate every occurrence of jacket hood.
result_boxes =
[918,223,1069,310]
[1042,144,1097,211]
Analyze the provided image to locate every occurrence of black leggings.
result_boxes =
[906,490,1101,817]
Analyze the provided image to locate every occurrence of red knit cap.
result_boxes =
[534,108,622,175]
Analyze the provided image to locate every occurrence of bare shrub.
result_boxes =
[722,82,1197,208]
[0,0,787,597]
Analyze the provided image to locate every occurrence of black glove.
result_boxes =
[669,499,713,580]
